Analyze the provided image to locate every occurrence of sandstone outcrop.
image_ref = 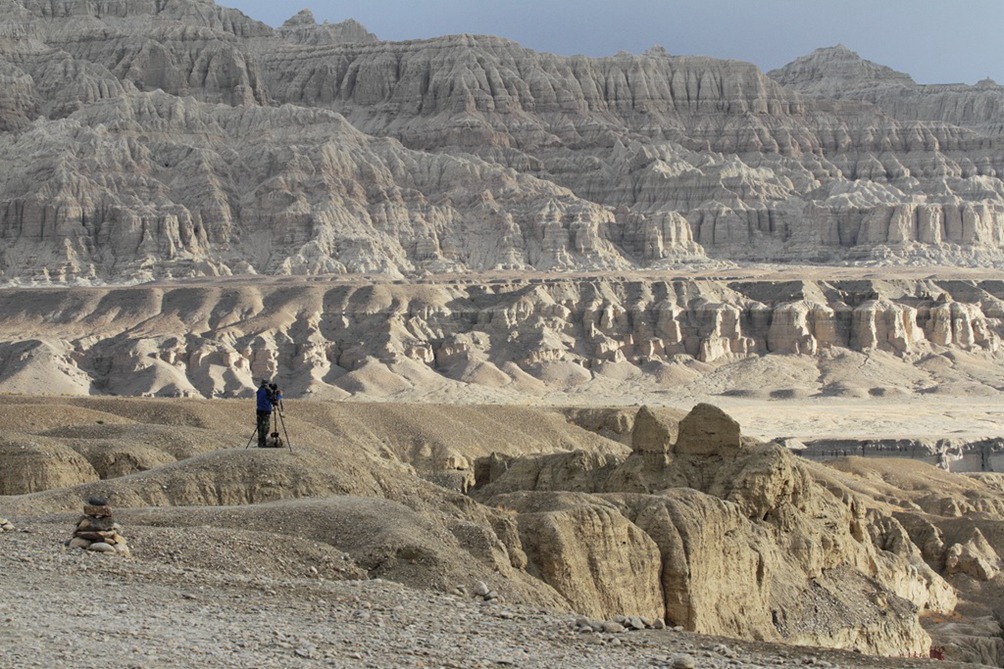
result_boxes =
[5,396,1004,662]
[277,12,378,46]
[473,403,957,657]
[943,527,1001,582]
[511,495,665,620]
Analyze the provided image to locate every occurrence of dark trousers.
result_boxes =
[256,410,271,447]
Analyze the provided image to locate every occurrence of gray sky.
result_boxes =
[223,0,1004,85]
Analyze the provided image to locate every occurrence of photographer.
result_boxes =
[248,378,291,451]
[255,379,275,448]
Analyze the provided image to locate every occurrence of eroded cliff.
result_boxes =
[1,276,1001,400]
[472,404,962,656]
[1,2,1004,280]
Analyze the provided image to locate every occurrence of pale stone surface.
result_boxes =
[673,404,742,457]
[4,5,1004,665]
[945,529,1001,581]
[475,403,960,657]
[87,541,115,552]
[630,406,676,455]
[0,276,1000,401]
[1,6,1004,282]
[515,500,664,620]
[3,396,1004,663]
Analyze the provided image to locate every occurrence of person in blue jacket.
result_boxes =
[255,379,274,448]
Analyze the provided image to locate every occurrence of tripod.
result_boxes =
[245,403,292,452]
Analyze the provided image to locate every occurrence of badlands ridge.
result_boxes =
[0,2,1004,280]
[2,398,1004,667]
[2,1,1004,666]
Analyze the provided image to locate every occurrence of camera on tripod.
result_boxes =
[247,379,291,451]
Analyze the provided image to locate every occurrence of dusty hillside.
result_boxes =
[2,397,1003,665]
[2,524,983,669]
[1,2,1003,666]
[0,522,987,669]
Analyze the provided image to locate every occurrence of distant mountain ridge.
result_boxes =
[1,1,1004,282]
[768,44,1004,133]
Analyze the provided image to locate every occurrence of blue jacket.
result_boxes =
[256,385,273,412]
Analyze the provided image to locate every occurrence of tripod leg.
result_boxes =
[245,425,258,449]
[278,412,292,452]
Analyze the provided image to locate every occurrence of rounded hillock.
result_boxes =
[19,448,387,511]
[0,403,134,432]
[40,423,232,462]
[0,437,100,494]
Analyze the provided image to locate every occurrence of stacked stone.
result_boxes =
[0,518,14,532]
[68,497,130,556]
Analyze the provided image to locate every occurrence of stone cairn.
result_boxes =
[68,497,130,556]
[0,518,14,532]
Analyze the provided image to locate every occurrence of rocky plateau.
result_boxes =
[1,274,1004,405]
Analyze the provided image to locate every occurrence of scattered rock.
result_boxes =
[601,621,625,633]
[670,653,696,669]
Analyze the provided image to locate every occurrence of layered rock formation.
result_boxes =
[0,276,1000,399]
[473,403,957,656]
[4,395,1004,661]
[769,45,1004,135]
[0,2,1004,282]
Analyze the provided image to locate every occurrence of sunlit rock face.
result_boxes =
[0,277,999,398]
[472,403,956,657]
[1,3,1004,282]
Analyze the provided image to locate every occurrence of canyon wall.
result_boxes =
[472,404,960,657]
[0,2,1004,282]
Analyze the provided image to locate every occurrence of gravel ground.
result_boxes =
[0,522,978,669]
